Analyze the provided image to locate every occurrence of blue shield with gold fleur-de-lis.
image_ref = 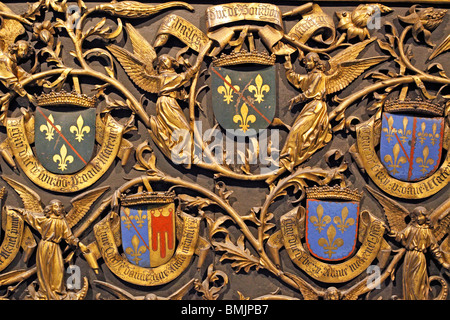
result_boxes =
[34,106,96,174]
[380,112,444,181]
[305,199,359,261]
[211,65,276,137]
[120,192,176,268]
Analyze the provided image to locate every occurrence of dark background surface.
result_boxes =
[0,1,449,301]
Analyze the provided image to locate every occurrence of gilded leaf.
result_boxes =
[213,235,260,273]
[194,264,228,300]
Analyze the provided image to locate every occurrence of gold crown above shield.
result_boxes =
[35,90,97,109]
[212,50,276,67]
[306,185,363,202]
[383,98,444,117]
[120,191,175,206]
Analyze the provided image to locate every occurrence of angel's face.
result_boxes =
[158,55,172,71]
[324,287,341,300]
[50,200,64,217]
[416,213,427,225]
[15,41,31,60]
[412,207,428,225]
[303,54,317,71]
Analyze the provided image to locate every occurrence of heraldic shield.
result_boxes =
[305,187,361,261]
[34,104,96,175]
[120,191,176,268]
[211,65,276,137]
[380,100,445,182]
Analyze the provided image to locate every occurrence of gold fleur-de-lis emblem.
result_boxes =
[121,212,134,230]
[40,114,61,141]
[416,145,435,174]
[318,225,344,259]
[70,115,91,142]
[397,117,411,144]
[428,122,439,146]
[53,144,74,171]
[130,209,147,228]
[333,206,355,233]
[217,75,240,104]
[233,103,256,133]
[417,122,427,144]
[383,143,407,175]
[309,204,331,233]
[382,115,396,143]
[248,74,270,104]
[125,234,147,265]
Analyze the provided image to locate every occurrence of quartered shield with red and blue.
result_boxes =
[305,199,359,261]
[380,112,444,181]
[120,202,175,268]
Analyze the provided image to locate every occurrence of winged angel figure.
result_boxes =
[366,185,450,300]
[94,279,195,300]
[0,3,33,99]
[2,176,108,300]
[280,39,387,172]
[107,24,210,160]
[284,247,405,300]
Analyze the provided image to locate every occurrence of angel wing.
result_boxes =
[107,23,161,93]
[0,3,26,52]
[325,38,388,95]
[124,22,157,66]
[65,186,109,229]
[93,280,137,300]
[166,278,196,300]
[365,185,410,234]
[284,272,325,300]
[1,176,43,213]
[341,276,371,300]
[428,34,450,61]
[428,197,450,243]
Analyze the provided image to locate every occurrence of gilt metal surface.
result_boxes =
[0,0,448,302]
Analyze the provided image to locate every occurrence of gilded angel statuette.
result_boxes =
[107,23,211,161]
[2,177,108,300]
[0,3,34,100]
[278,39,387,174]
[284,248,405,300]
[366,185,450,300]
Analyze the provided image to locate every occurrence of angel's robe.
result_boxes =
[15,209,79,300]
[149,66,198,162]
[280,68,333,171]
[0,52,29,97]
[395,223,445,300]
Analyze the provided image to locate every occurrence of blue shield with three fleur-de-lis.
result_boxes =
[380,112,444,181]
[211,65,276,137]
[120,193,176,268]
[305,199,359,261]
[34,106,96,174]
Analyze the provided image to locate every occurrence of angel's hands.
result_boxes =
[284,55,293,70]
[78,242,89,255]
[288,94,305,110]
[386,229,397,238]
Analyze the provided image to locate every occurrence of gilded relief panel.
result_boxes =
[0,0,447,304]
